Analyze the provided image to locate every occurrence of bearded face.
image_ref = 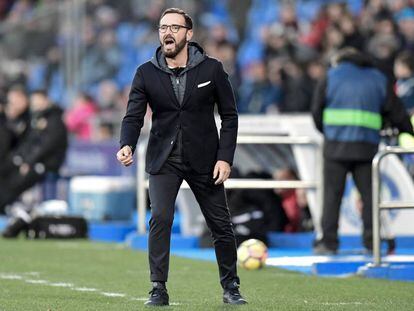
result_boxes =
[158,13,192,59]
[161,34,187,58]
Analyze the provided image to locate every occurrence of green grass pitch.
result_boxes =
[1,238,414,310]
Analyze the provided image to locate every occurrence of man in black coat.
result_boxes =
[0,99,11,167]
[0,90,68,215]
[117,8,246,306]
[5,86,31,150]
[0,86,31,176]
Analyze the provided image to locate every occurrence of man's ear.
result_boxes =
[186,29,193,42]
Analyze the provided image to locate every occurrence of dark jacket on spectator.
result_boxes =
[0,104,68,213]
[7,109,30,150]
[15,104,68,172]
[0,109,11,166]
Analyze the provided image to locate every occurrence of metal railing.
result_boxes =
[372,147,414,266]
[136,134,322,234]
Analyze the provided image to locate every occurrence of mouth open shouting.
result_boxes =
[161,35,186,58]
[163,37,176,50]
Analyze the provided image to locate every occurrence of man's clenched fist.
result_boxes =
[117,145,133,167]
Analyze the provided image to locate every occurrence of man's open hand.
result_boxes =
[213,160,231,185]
[117,145,133,167]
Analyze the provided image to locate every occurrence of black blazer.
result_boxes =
[120,55,238,174]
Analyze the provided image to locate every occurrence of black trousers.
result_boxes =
[320,158,373,250]
[148,159,240,289]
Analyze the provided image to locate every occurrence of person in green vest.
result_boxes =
[311,47,414,255]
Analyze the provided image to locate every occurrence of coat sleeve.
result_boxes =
[120,67,148,152]
[382,81,414,135]
[213,61,238,165]
[311,77,327,134]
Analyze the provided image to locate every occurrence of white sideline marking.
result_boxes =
[321,302,364,306]
[49,282,74,288]
[170,302,181,306]
[24,272,40,276]
[0,274,23,280]
[25,279,48,284]
[130,297,148,301]
[1,272,156,303]
[72,287,98,292]
[101,292,126,297]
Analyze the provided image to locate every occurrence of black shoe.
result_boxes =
[2,217,28,238]
[223,286,247,305]
[313,242,337,255]
[144,282,169,306]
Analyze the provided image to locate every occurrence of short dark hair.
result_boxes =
[330,47,373,68]
[31,89,48,97]
[396,50,414,73]
[160,8,193,29]
[7,85,27,96]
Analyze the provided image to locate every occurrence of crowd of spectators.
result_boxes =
[0,0,414,141]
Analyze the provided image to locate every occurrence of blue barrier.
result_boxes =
[358,264,414,282]
[88,221,136,242]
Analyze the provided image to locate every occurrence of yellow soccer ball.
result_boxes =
[237,239,268,270]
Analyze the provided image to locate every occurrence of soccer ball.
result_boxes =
[237,239,268,270]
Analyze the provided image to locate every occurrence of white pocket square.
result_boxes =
[197,81,211,88]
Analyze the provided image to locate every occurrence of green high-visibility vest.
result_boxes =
[323,108,382,130]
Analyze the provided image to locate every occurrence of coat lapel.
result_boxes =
[182,66,200,108]
[156,70,180,107]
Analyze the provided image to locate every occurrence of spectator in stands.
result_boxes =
[0,95,12,171]
[394,50,414,114]
[273,168,312,233]
[81,28,121,87]
[215,41,241,98]
[321,25,345,61]
[396,7,414,52]
[279,59,313,113]
[1,90,68,235]
[65,93,98,140]
[0,87,28,177]
[5,85,30,150]
[306,58,326,96]
[264,23,294,60]
[96,79,122,112]
[300,4,329,49]
[360,0,389,31]
[395,50,414,174]
[338,13,365,51]
[44,46,62,92]
[237,61,281,113]
[95,121,115,142]
[311,47,414,255]
[366,31,401,78]
[265,57,284,113]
